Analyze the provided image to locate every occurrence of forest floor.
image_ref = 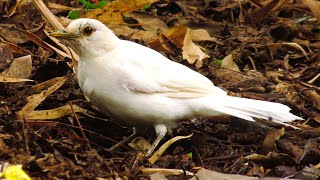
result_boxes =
[0,0,319,179]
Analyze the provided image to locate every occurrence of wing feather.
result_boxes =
[119,40,227,98]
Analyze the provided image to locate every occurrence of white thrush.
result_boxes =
[50,18,303,155]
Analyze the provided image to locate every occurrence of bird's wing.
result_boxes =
[119,42,227,98]
[154,62,227,98]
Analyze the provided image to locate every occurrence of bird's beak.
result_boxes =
[49,30,79,39]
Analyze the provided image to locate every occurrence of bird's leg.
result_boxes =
[146,124,167,156]
[108,127,138,153]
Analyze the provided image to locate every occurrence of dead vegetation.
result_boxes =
[0,0,319,179]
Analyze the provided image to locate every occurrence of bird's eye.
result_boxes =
[82,25,95,36]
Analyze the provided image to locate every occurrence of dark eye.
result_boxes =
[82,25,94,36]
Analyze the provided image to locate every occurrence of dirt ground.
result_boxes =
[0,0,319,179]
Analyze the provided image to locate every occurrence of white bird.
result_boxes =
[50,18,303,155]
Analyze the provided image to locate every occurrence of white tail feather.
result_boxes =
[209,96,303,128]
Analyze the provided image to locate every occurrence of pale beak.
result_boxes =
[49,30,80,39]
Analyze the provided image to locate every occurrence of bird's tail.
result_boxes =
[208,96,303,128]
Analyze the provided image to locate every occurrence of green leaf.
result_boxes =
[215,59,222,65]
[79,0,107,9]
[144,3,151,10]
[97,0,107,8]
[187,152,192,158]
[79,0,97,9]
[68,10,79,19]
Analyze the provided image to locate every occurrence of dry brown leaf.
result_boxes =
[32,0,64,30]
[148,26,187,52]
[33,0,79,69]
[111,24,158,42]
[30,76,67,94]
[301,166,320,180]
[2,55,32,79]
[141,168,194,176]
[245,152,297,166]
[221,54,240,72]
[0,24,29,44]
[0,41,30,55]
[4,0,24,17]
[0,45,13,70]
[125,12,168,33]
[24,104,88,120]
[261,128,285,154]
[158,34,178,55]
[282,42,308,58]
[82,0,159,24]
[16,76,67,119]
[302,0,320,23]
[6,76,69,103]
[149,172,167,180]
[268,42,308,59]
[0,75,33,83]
[308,73,320,84]
[196,168,261,180]
[300,139,320,165]
[148,133,193,164]
[19,29,54,52]
[295,83,320,110]
[189,29,216,42]
[45,31,79,71]
[249,0,286,23]
[48,2,81,11]
[277,139,304,161]
[314,115,320,123]
[128,137,151,152]
[182,28,209,68]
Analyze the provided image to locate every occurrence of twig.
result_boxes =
[32,0,64,30]
[204,152,253,161]
[22,118,30,155]
[69,102,92,150]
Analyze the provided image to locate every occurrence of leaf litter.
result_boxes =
[0,0,319,179]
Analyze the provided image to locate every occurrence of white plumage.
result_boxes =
[51,18,303,155]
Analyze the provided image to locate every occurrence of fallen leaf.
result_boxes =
[245,152,297,167]
[111,24,158,42]
[261,128,285,154]
[0,75,32,83]
[182,28,209,68]
[24,104,88,120]
[189,29,217,42]
[128,137,151,152]
[196,168,263,180]
[125,12,168,33]
[276,139,303,161]
[0,45,13,70]
[249,0,286,24]
[148,26,187,52]
[48,2,81,11]
[302,0,320,23]
[149,172,167,180]
[0,41,30,55]
[148,133,193,164]
[221,54,240,72]
[82,0,159,24]
[0,24,29,44]
[300,139,320,165]
[16,76,67,119]
[2,55,32,79]
[301,166,320,179]
[140,168,194,176]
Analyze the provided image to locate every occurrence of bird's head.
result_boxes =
[50,18,119,57]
